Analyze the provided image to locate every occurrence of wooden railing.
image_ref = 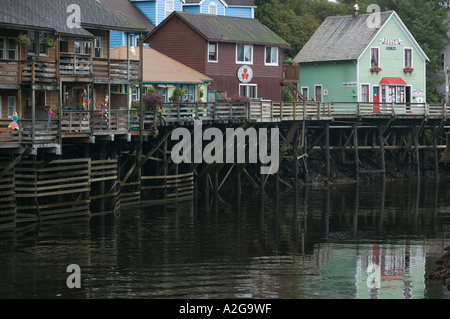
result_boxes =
[110,59,140,82]
[0,59,19,84]
[0,119,21,146]
[92,109,128,133]
[283,63,300,82]
[61,109,91,134]
[21,60,57,84]
[60,53,92,77]
[21,119,60,146]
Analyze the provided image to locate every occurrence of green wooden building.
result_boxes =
[294,10,429,108]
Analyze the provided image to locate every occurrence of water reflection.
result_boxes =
[0,178,449,299]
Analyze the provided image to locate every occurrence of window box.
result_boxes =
[403,67,414,75]
[370,67,381,74]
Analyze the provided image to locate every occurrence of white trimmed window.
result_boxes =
[208,42,218,62]
[239,84,257,99]
[208,3,217,15]
[314,85,322,102]
[265,46,278,66]
[404,48,413,68]
[94,37,103,58]
[166,0,174,18]
[236,44,253,64]
[7,38,18,60]
[8,96,16,118]
[361,84,370,103]
[370,47,379,68]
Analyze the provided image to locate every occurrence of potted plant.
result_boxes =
[403,67,414,75]
[170,88,185,102]
[370,66,382,74]
[41,38,56,49]
[16,34,31,46]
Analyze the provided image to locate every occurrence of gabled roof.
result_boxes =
[294,11,429,63]
[145,11,290,48]
[0,0,145,37]
[110,46,213,84]
[99,0,155,32]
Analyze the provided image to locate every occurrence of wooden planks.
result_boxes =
[15,159,90,224]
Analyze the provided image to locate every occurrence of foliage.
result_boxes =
[16,34,31,46]
[255,0,450,99]
[170,88,186,102]
[227,94,250,102]
[41,38,56,48]
[142,93,165,109]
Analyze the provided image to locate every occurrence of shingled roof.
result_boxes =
[99,0,155,32]
[0,0,145,37]
[294,10,428,63]
[111,46,213,84]
[146,11,289,48]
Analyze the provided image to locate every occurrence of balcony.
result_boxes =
[283,63,300,82]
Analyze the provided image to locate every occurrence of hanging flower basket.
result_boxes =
[41,38,56,49]
[403,67,414,75]
[16,34,31,46]
[370,67,382,74]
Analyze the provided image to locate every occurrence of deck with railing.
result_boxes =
[1,101,449,150]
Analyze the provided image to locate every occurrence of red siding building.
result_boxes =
[144,12,290,101]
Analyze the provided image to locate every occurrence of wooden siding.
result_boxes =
[149,15,207,74]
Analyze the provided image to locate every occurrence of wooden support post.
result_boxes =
[294,128,299,189]
[204,172,209,209]
[213,171,219,213]
[325,122,330,178]
[236,170,241,208]
[433,125,439,177]
[379,127,386,182]
[353,123,359,182]
[415,134,420,179]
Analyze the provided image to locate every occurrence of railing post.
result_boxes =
[260,101,263,121]
[177,103,181,122]
[391,102,395,116]
[317,102,320,120]
[293,101,296,121]
[303,100,306,119]
[356,102,360,117]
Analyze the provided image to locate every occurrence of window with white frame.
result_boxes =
[301,87,309,100]
[208,2,217,14]
[208,42,218,62]
[94,37,103,58]
[7,38,17,60]
[166,0,174,17]
[314,85,322,102]
[131,87,138,102]
[157,86,167,102]
[361,84,370,103]
[39,32,50,56]
[7,96,16,118]
[0,37,5,59]
[370,47,379,68]
[265,46,278,65]
[236,44,253,64]
[74,41,91,55]
[239,84,257,99]
[404,48,412,68]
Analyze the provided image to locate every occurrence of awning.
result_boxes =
[379,77,407,85]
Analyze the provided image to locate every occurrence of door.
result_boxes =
[373,86,380,112]
[405,86,412,113]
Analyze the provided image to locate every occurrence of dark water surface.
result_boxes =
[1,178,450,299]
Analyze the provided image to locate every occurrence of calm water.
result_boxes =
[1,178,450,299]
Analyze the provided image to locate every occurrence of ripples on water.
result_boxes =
[0,178,450,299]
